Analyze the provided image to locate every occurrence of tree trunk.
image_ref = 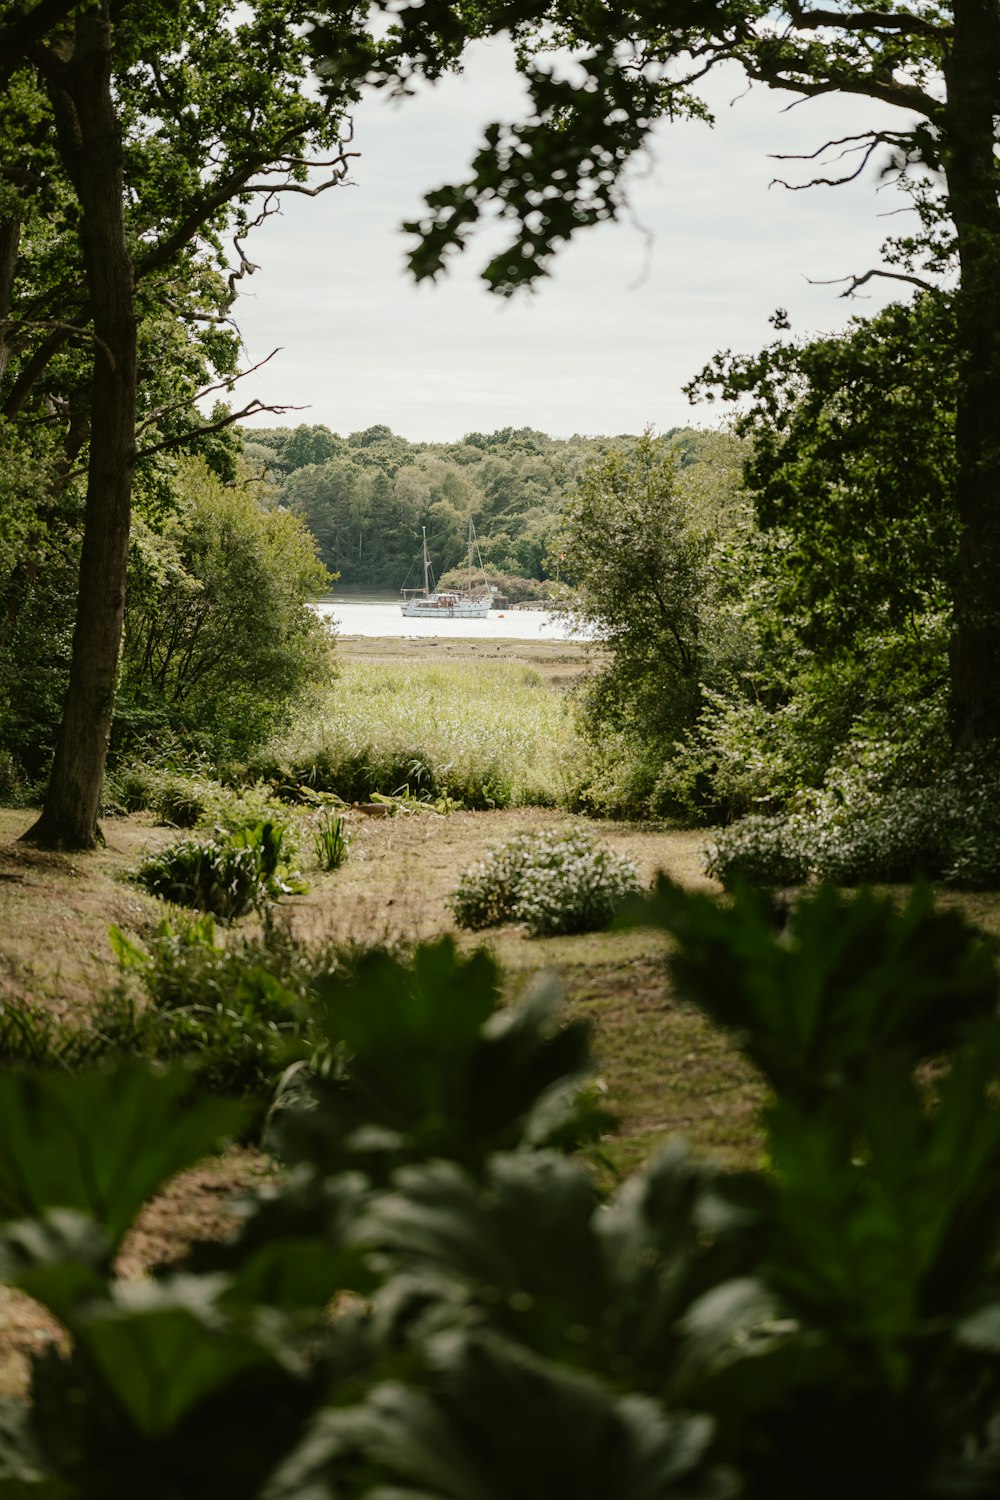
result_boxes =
[0,218,19,387]
[22,5,137,849]
[942,0,1000,747]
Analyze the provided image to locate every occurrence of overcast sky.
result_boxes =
[233,42,914,443]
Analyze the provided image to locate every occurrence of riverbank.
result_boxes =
[335,632,598,689]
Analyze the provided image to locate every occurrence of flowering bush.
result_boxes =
[705,753,1000,889]
[449,828,643,936]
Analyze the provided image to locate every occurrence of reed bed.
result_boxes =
[247,659,582,808]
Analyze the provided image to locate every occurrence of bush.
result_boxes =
[132,820,305,919]
[705,752,1000,888]
[449,827,643,936]
[115,458,333,762]
[104,761,292,832]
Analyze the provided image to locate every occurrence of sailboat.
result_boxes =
[400,519,493,618]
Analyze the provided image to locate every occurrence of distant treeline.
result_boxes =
[243,422,714,593]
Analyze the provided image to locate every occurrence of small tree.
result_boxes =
[119,459,333,760]
[560,432,749,811]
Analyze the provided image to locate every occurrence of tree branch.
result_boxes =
[134,129,356,285]
[770,131,904,189]
[786,2,952,39]
[745,49,941,119]
[809,266,938,296]
[0,0,79,89]
[133,347,281,438]
[134,396,307,462]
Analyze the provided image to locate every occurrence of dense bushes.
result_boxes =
[115,458,334,763]
[706,752,1000,889]
[2,884,1000,1494]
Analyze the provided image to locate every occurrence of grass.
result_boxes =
[244,657,583,808]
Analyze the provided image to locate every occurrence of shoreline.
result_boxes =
[334,633,598,685]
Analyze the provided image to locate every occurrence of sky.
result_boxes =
[233,41,915,444]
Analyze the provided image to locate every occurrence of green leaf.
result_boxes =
[67,1274,275,1436]
[0,1066,246,1249]
[627,877,998,1104]
[323,1330,735,1500]
[275,941,599,1180]
[106,925,151,973]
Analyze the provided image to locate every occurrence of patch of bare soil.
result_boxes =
[0,810,178,1017]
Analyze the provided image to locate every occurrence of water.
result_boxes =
[315,595,586,641]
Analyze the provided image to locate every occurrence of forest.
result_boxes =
[244,421,716,595]
[3,0,1000,1496]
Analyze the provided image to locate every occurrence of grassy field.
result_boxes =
[246,646,585,808]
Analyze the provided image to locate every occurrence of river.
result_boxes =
[314,594,586,642]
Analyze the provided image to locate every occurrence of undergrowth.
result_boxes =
[132,820,306,919]
[706,753,1000,889]
[0,917,400,1119]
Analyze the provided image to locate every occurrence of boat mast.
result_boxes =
[467,517,475,594]
[422,527,431,596]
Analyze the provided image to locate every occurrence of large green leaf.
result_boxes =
[627,878,998,1105]
[271,1330,734,1500]
[0,1065,246,1249]
[63,1274,276,1436]
[274,941,603,1180]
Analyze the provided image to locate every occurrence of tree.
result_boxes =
[2,0,365,847]
[559,431,749,811]
[314,0,1000,749]
[690,293,958,653]
[118,458,332,758]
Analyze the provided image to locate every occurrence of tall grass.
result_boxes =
[243,660,581,808]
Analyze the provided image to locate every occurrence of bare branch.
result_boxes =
[771,135,885,189]
[240,169,358,197]
[770,129,909,163]
[135,397,307,462]
[809,266,938,296]
[134,347,282,438]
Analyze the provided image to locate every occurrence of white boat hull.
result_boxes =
[400,594,491,619]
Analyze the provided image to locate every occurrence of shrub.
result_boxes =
[705,752,1000,888]
[103,916,397,1108]
[132,820,305,919]
[6,888,1000,1495]
[449,827,642,936]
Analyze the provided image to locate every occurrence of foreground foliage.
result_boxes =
[2,884,1000,1495]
